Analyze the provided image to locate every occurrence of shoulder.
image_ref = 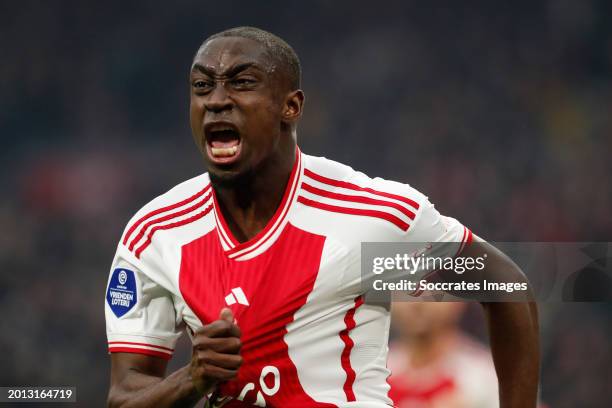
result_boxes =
[298,154,469,245]
[119,172,212,253]
[302,154,426,206]
[297,154,427,237]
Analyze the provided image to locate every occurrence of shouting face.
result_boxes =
[190,36,301,184]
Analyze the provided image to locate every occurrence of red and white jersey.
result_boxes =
[387,336,499,408]
[105,148,472,407]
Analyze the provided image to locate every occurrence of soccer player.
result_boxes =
[388,302,499,408]
[105,27,539,407]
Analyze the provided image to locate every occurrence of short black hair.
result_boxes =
[201,26,301,90]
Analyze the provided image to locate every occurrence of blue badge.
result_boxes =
[106,268,138,318]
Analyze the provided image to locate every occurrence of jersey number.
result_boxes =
[237,365,280,407]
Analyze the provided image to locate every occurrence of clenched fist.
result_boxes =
[190,308,243,396]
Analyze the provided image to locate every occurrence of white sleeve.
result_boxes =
[105,252,181,360]
[402,196,473,280]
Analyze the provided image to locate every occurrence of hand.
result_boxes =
[190,308,243,396]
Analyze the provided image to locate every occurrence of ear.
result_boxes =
[282,90,305,124]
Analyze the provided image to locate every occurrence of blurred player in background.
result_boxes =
[388,302,498,408]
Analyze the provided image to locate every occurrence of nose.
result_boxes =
[204,82,233,113]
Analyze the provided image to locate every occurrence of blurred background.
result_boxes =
[1,0,611,406]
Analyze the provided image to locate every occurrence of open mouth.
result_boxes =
[204,122,242,164]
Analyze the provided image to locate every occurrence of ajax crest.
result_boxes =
[106,268,137,318]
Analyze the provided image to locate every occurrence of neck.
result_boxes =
[212,140,296,243]
[403,328,458,369]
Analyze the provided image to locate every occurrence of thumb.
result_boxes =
[219,307,234,323]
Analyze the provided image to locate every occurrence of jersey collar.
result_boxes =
[212,147,303,260]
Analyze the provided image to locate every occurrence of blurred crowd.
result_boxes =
[1,0,611,406]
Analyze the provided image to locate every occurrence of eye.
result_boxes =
[193,79,213,92]
[232,77,256,88]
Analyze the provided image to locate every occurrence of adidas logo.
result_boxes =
[225,287,249,306]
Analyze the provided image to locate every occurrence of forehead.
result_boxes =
[192,36,273,72]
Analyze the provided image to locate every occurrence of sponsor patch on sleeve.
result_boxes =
[106,268,138,318]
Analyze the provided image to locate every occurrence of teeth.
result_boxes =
[211,145,238,157]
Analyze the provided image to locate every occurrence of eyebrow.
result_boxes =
[191,62,259,77]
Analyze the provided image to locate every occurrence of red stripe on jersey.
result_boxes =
[108,347,172,360]
[455,227,473,257]
[123,184,211,245]
[127,192,212,251]
[302,182,415,220]
[108,341,174,352]
[297,196,410,231]
[339,295,364,402]
[304,169,420,211]
[134,203,214,258]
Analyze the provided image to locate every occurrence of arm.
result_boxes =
[108,354,200,408]
[396,194,539,406]
[461,239,540,408]
[107,308,242,408]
